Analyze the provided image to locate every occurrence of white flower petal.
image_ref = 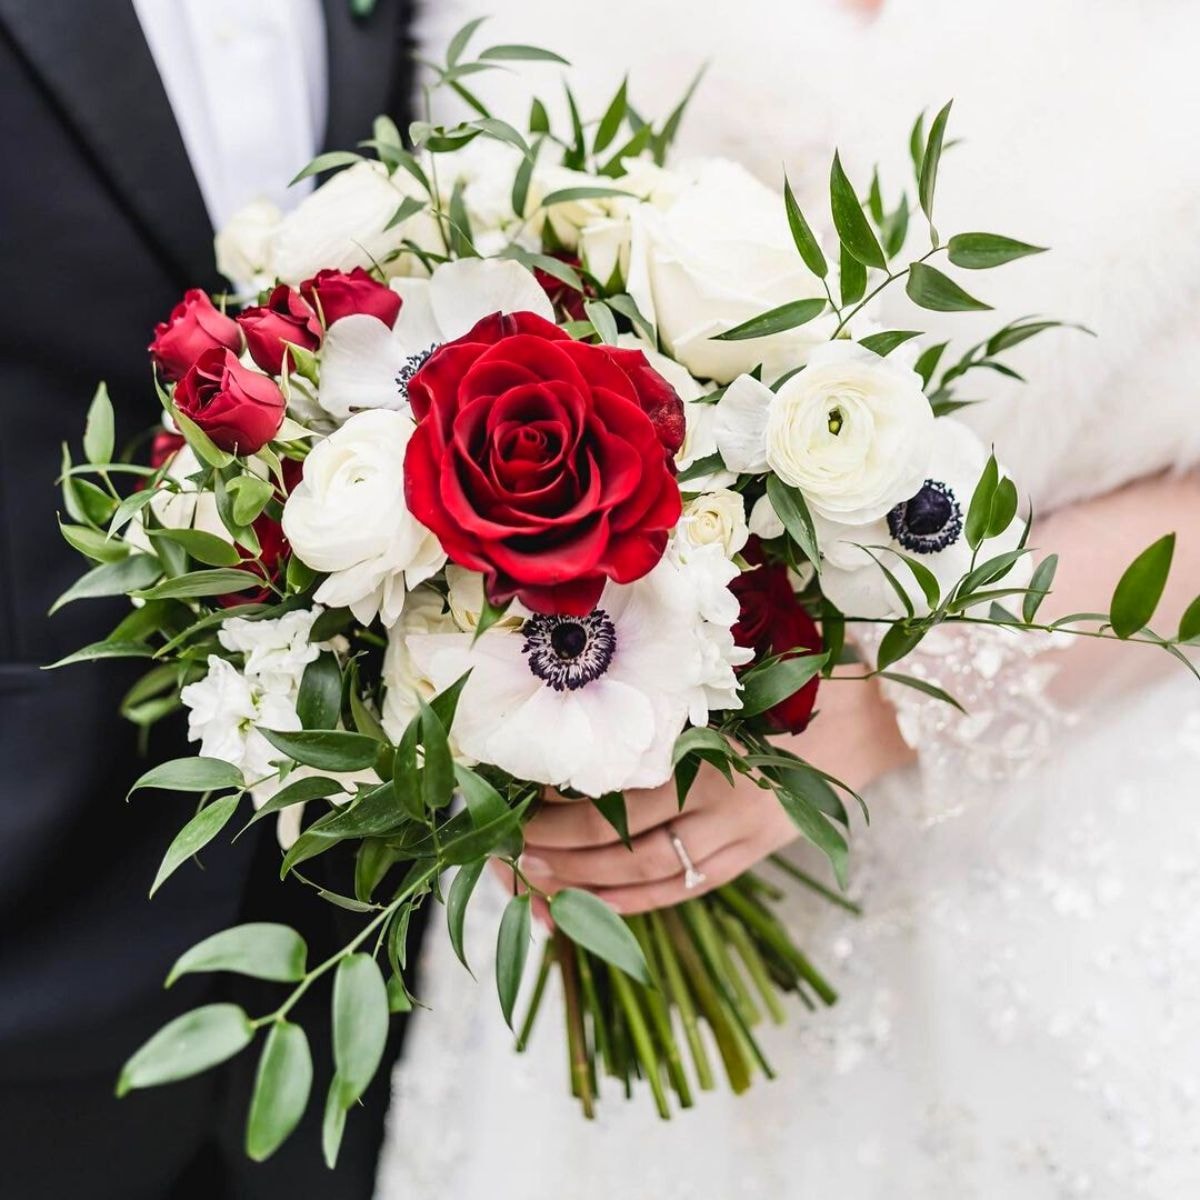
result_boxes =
[316,314,409,423]
[713,374,773,474]
[429,258,555,340]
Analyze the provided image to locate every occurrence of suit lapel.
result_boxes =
[321,0,406,153]
[0,0,219,290]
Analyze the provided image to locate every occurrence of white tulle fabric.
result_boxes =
[376,2,1200,1196]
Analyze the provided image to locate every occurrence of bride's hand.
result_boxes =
[517,673,913,914]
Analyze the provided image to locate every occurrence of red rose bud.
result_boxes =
[533,254,589,323]
[300,267,402,328]
[404,311,684,616]
[174,348,285,455]
[148,429,186,470]
[237,285,322,376]
[149,289,241,382]
[731,539,823,734]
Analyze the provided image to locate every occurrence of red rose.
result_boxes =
[731,539,823,733]
[300,267,402,328]
[533,254,589,323]
[149,429,185,470]
[404,311,684,615]
[149,289,241,382]
[237,285,322,376]
[174,348,285,454]
[218,508,289,608]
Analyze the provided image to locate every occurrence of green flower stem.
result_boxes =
[719,909,787,1025]
[768,854,863,916]
[661,907,752,1094]
[515,939,554,1053]
[648,910,714,1091]
[608,963,670,1120]
[555,928,595,1117]
[686,896,761,1028]
[627,916,694,1108]
[575,944,615,1080]
[831,246,942,337]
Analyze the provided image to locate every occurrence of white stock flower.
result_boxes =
[626,158,832,383]
[715,341,934,524]
[124,443,226,554]
[215,198,282,294]
[679,489,749,558]
[316,257,555,424]
[403,552,748,797]
[815,417,1028,618]
[282,409,445,627]
[217,607,323,695]
[270,161,437,285]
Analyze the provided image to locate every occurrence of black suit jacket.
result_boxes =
[0,0,415,1075]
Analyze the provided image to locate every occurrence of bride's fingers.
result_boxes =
[586,841,755,915]
[523,783,684,850]
[522,809,728,889]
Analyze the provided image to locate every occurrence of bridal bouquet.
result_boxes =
[52,20,1198,1167]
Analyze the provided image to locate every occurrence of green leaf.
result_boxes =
[167,923,307,987]
[987,476,1019,538]
[245,1021,312,1162]
[447,860,486,971]
[438,796,531,865]
[906,263,992,312]
[248,775,345,826]
[147,528,241,568]
[47,639,156,669]
[878,671,965,712]
[986,319,1091,356]
[549,889,651,985]
[321,1079,347,1170]
[918,100,953,238]
[135,568,264,600]
[130,756,244,797]
[332,954,389,1106]
[914,340,948,388]
[289,150,363,186]
[890,549,942,610]
[963,453,1000,550]
[775,787,849,888]
[446,15,488,65]
[783,173,828,278]
[229,475,276,527]
[496,892,532,1029]
[766,474,821,565]
[296,654,343,731]
[839,242,867,307]
[529,96,550,135]
[117,1003,253,1096]
[172,407,234,469]
[478,43,570,64]
[882,193,910,258]
[712,298,826,342]
[59,518,129,563]
[592,792,631,849]
[83,383,115,466]
[258,728,380,772]
[593,76,628,153]
[829,151,887,270]
[454,764,509,828]
[1179,594,1200,643]
[511,147,535,218]
[584,299,619,345]
[539,184,631,208]
[858,330,922,357]
[876,622,927,670]
[947,232,1046,269]
[49,554,161,614]
[420,700,456,811]
[739,653,827,718]
[383,193,427,231]
[150,794,240,896]
[1110,533,1176,639]
[1022,553,1059,624]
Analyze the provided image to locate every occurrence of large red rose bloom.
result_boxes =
[731,539,823,734]
[403,311,684,615]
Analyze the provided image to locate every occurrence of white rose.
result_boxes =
[282,409,445,627]
[626,158,832,383]
[679,489,749,558]
[271,162,438,285]
[214,198,282,294]
[715,341,934,524]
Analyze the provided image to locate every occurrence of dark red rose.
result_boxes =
[404,311,684,615]
[300,267,402,328]
[174,348,285,454]
[149,429,186,470]
[731,539,823,733]
[533,254,589,323]
[217,460,303,606]
[237,285,322,375]
[149,289,241,382]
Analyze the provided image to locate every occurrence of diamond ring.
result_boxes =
[667,828,706,890]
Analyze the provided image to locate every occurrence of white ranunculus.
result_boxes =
[715,341,934,525]
[404,551,749,796]
[815,417,1028,618]
[679,489,749,558]
[214,198,282,294]
[282,409,445,627]
[270,162,438,285]
[626,158,832,383]
[316,257,555,424]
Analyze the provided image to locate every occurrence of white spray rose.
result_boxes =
[715,341,934,525]
[679,489,749,558]
[282,409,445,627]
[626,158,831,383]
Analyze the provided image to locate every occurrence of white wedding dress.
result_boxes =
[376,2,1200,1196]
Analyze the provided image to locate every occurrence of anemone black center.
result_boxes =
[395,343,439,403]
[523,610,617,691]
[887,479,963,554]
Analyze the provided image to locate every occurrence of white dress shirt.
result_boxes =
[132,0,328,230]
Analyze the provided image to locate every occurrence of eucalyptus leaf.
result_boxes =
[117,1003,253,1096]
[1023,553,1059,624]
[830,152,887,269]
[135,568,264,601]
[83,383,115,466]
[963,453,1000,550]
[1111,533,1175,639]
[839,242,867,307]
[1178,595,1200,644]
[739,653,827,718]
[245,1022,312,1162]
[332,954,389,1106]
[148,528,242,568]
[878,671,966,712]
[258,728,379,772]
[947,232,1047,269]
[50,554,161,614]
[875,622,926,670]
[130,756,244,797]
[775,787,849,889]
[592,792,631,849]
[783,173,828,278]
[906,263,992,313]
[167,923,307,987]
[296,654,343,731]
[447,860,486,972]
[766,474,821,565]
[150,793,240,896]
[496,892,532,1029]
[918,100,953,237]
[712,298,826,342]
[858,330,922,357]
[478,43,569,64]
[289,151,363,186]
[48,639,156,669]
